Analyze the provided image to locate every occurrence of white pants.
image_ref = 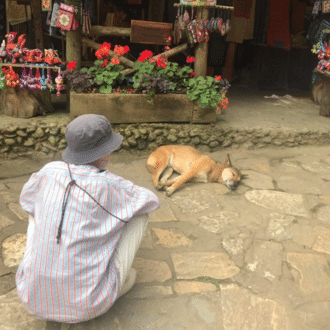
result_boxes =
[27,214,148,299]
[113,214,148,298]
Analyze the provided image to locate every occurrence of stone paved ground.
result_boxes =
[1,146,330,330]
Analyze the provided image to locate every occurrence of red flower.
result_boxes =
[123,45,130,53]
[111,57,120,65]
[186,55,196,63]
[95,49,103,60]
[114,45,125,56]
[100,59,108,68]
[2,67,6,73]
[167,36,172,42]
[67,61,76,70]
[189,71,196,78]
[157,58,166,68]
[215,75,222,81]
[138,50,153,62]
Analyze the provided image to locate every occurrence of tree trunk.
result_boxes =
[1,86,53,118]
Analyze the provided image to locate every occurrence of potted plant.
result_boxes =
[66,42,230,123]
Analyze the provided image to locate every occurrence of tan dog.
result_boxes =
[146,145,243,196]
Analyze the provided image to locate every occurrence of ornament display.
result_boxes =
[3,65,20,87]
[40,67,47,91]
[5,32,26,63]
[0,40,6,62]
[56,3,75,31]
[20,65,28,88]
[55,68,64,96]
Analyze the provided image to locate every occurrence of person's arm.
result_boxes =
[126,184,160,217]
[19,172,41,218]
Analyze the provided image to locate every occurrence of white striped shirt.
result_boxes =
[16,161,159,323]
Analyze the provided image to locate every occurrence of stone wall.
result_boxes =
[1,122,330,159]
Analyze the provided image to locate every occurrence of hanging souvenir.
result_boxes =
[40,67,47,91]
[56,3,75,31]
[3,65,20,88]
[46,67,52,90]
[20,65,27,88]
[27,67,35,90]
[196,19,205,43]
[225,9,231,34]
[55,68,64,96]
[34,67,41,90]
[0,39,6,62]
[50,2,60,27]
[323,0,330,13]
[42,0,52,11]
[183,6,190,23]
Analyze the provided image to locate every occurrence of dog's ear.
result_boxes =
[224,154,233,167]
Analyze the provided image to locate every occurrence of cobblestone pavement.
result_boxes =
[1,146,330,330]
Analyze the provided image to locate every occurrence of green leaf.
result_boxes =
[99,85,113,94]
[80,67,88,73]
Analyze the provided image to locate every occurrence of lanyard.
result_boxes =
[56,163,128,244]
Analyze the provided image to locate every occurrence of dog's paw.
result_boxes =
[155,183,164,190]
[165,187,175,197]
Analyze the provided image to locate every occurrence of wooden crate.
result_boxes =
[70,93,216,123]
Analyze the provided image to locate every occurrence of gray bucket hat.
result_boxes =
[62,114,123,165]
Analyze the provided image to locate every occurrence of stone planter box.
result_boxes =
[70,93,216,123]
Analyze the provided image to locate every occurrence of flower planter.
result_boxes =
[70,92,216,123]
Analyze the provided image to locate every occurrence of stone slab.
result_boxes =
[276,175,322,194]
[173,281,217,295]
[171,252,240,280]
[0,273,16,295]
[152,228,192,248]
[245,190,308,217]
[312,226,330,255]
[148,199,177,222]
[222,238,244,255]
[126,285,173,299]
[0,214,15,230]
[287,252,330,296]
[0,289,46,330]
[220,283,292,330]
[316,205,330,224]
[139,229,153,249]
[245,241,283,281]
[290,224,315,248]
[8,203,29,221]
[242,170,274,189]
[2,233,27,267]
[132,257,172,283]
[171,190,219,214]
[198,211,239,234]
[301,161,330,173]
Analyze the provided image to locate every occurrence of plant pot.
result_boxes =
[70,92,216,123]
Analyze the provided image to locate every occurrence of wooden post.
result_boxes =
[194,6,209,78]
[66,28,82,69]
[30,0,43,49]
[223,42,237,83]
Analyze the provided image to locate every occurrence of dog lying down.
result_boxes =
[146,145,245,196]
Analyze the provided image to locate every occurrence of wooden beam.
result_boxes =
[121,43,189,76]
[81,37,136,68]
[89,25,131,37]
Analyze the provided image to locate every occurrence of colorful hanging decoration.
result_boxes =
[34,68,41,90]
[0,40,6,62]
[3,65,20,88]
[55,68,64,96]
[5,32,26,63]
[56,3,75,31]
[27,67,35,90]
[42,0,52,11]
[20,65,28,88]
[40,67,47,91]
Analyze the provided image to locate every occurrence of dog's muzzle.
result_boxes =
[226,180,238,190]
